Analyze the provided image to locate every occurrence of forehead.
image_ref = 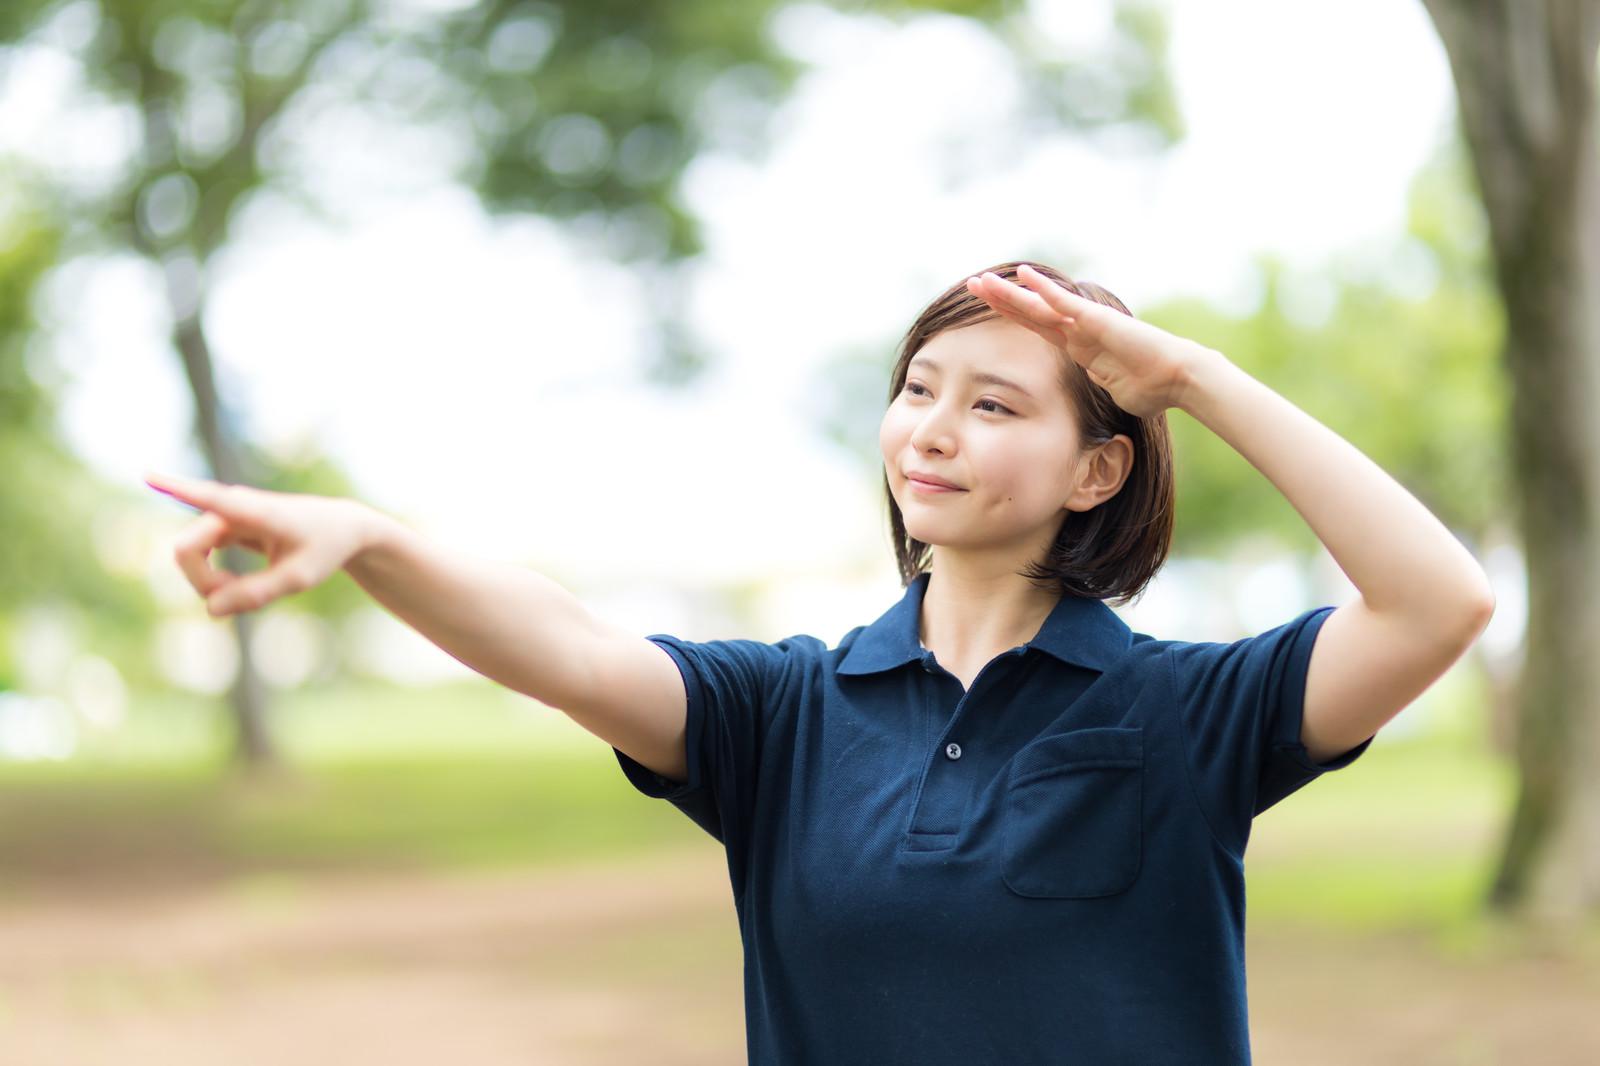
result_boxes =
[910,319,1065,396]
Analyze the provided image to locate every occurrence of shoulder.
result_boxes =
[1093,629,1178,695]
[1136,606,1336,707]
[648,630,830,681]
[1081,607,1330,690]
[650,631,829,655]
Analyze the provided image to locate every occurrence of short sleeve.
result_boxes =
[612,633,800,855]
[1170,605,1375,858]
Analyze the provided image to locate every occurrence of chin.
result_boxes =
[899,516,961,544]
[898,518,941,543]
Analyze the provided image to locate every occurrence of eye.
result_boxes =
[904,381,1012,415]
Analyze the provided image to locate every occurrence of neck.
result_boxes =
[918,558,1060,664]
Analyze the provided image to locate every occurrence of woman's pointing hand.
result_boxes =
[144,472,370,618]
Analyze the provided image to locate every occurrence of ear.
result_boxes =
[1064,435,1135,512]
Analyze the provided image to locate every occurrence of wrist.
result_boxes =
[1174,343,1235,417]
[345,501,400,571]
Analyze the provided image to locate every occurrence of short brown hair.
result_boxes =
[884,260,1175,608]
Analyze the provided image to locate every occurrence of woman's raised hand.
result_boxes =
[144,472,371,618]
[966,264,1212,418]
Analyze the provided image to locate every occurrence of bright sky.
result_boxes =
[4,0,1465,654]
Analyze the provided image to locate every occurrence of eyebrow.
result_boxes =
[906,356,1036,399]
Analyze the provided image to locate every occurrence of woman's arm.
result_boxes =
[148,473,690,779]
[344,509,618,710]
[346,509,690,779]
[1176,350,1493,626]
[1175,351,1494,761]
[965,266,1495,761]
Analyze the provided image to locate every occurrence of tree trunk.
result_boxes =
[1421,0,1600,921]
[130,56,292,773]
[165,261,278,771]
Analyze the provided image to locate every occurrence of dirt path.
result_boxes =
[1248,917,1600,1066]
[0,848,1596,1065]
[0,849,747,1066]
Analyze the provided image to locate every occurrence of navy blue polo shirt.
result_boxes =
[613,571,1375,1064]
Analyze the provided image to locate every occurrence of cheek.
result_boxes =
[878,406,909,457]
[982,443,1073,504]
[980,465,1032,503]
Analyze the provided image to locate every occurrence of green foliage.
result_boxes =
[0,0,55,42]
[1145,132,1505,555]
[0,172,164,654]
[0,0,1182,757]
[2,0,1183,381]
[0,184,60,434]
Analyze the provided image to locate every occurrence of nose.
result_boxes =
[908,398,959,457]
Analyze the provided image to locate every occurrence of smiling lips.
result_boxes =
[906,471,965,492]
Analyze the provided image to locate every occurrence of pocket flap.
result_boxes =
[1010,725,1143,784]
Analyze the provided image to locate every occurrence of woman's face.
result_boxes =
[879,317,1089,560]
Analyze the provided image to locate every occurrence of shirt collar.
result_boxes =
[836,571,1133,677]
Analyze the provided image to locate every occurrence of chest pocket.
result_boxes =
[1000,726,1144,899]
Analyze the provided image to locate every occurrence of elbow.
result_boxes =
[1458,580,1497,642]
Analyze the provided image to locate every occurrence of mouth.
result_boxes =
[906,475,966,494]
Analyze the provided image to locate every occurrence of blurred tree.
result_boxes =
[0,0,1180,769]
[1417,0,1600,923]
[0,164,168,691]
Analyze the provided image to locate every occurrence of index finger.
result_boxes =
[970,272,1073,328]
[975,297,1063,347]
[145,471,230,512]
[1013,264,1099,318]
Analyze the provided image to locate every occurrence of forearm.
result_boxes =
[1176,347,1494,632]
[343,505,607,709]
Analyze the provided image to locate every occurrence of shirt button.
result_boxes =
[945,742,962,760]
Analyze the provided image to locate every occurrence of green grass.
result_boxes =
[61,676,602,765]
[0,679,711,898]
[0,751,710,896]
[1244,722,1517,943]
[0,677,1527,944]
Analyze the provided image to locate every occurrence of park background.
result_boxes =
[1,0,1595,1062]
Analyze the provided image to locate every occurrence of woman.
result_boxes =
[146,260,1494,1064]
